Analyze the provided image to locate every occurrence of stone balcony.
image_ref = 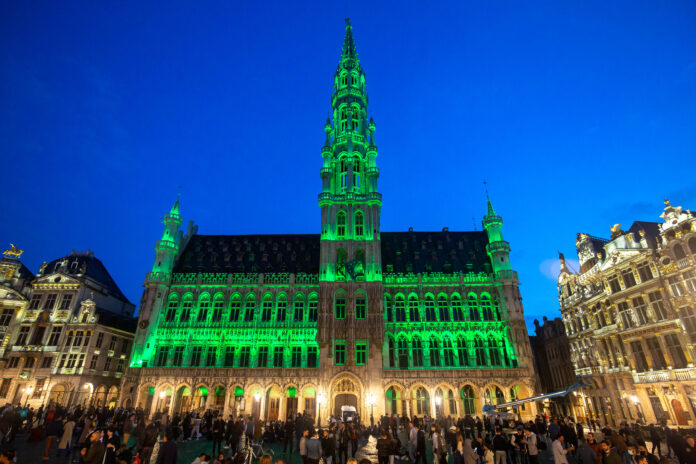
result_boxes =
[632,366,696,384]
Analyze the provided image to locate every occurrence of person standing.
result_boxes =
[80,430,106,464]
[416,423,427,464]
[212,415,225,456]
[524,427,539,464]
[155,431,178,464]
[123,414,135,447]
[432,424,445,464]
[378,430,392,464]
[43,414,64,461]
[409,422,418,464]
[300,428,309,464]
[57,415,75,456]
[306,429,323,464]
[493,427,508,464]
[553,435,575,464]
[576,438,598,464]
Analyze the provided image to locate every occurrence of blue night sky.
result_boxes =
[2,1,695,332]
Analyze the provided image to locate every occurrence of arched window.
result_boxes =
[340,73,348,88]
[675,244,687,262]
[414,387,429,415]
[435,387,444,417]
[355,291,367,319]
[293,294,304,322]
[180,295,193,322]
[425,295,436,322]
[261,294,273,322]
[387,335,396,368]
[350,106,360,133]
[457,337,469,367]
[495,387,505,404]
[353,157,361,188]
[468,294,480,321]
[334,290,347,319]
[443,336,455,367]
[385,294,393,322]
[448,389,457,416]
[437,294,449,321]
[451,294,463,322]
[689,237,696,255]
[339,108,348,132]
[429,336,441,367]
[337,211,347,238]
[474,336,486,366]
[461,385,475,415]
[408,295,420,322]
[394,295,406,322]
[277,293,288,322]
[354,210,364,237]
[336,248,347,281]
[510,385,525,411]
[307,293,318,322]
[397,336,409,369]
[412,336,424,367]
[229,294,242,322]
[165,294,179,322]
[491,297,500,321]
[212,294,224,322]
[243,293,256,322]
[481,294,494,321]
[488,336,501,366]
[197,294,210,322]
[484,387,504,406]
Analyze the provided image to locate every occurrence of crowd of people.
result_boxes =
[3,401,696,464]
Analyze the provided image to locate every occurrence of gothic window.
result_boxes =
[451,294,463,321]
[689,237,696,255]
[632,297,648,325]
[412,336,424,367]
[443,336,455,367]
[424,295,436,322]
[429,336,441,367]
[353,158,361,188]
[340,108,348,132]
[243,294,256,322]
[291,346,302,367]
[229,294,242,322]
[487,336,501,366]
[337,211,347,238]
[414,387,429,415]
[165,294,178,322]
[277,293,288,322]
[239,347,251,367]
[180,295,193,322]
[474,336,486,366]
[387,335,395,368]
[212,294,224,322]
[457,337,469,366]
[340,73,348,88]
[335,291,347,319]
[665,333,688,368]
[394,295,406,322]
[350,106,360,132]
[675,244,687,261]
[408,295,420,322]
[257,346,269,368]
[354,210,364,237]
[339,158,348,188]
[307,346,318,368]
[224,347,235,367]
[273,347,284,367]
[261,294,273,322]
[481,294,494,321]
[355,292,367,319]
[307,294,318,322]
[334,340,346,365]
[468,294,480,321]
[293,294,304,322]
[190,346,202,367]
[197,294,210,322]
[437,294,449,322]
[461,385,475,415]
[385,294,393,322]
[397,337,408,368]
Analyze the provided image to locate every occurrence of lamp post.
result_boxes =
[24,386,34,407]
[317,393,326,427]
[158,391,165,412]
[435,395,442,419]
[366,393,376,426]
[630,395,644,422]
[254,392,261,420]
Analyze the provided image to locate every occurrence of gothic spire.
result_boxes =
[341,18,358,65]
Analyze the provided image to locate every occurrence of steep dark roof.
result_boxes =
[44,255,131,304]
[174,230,491,275]
[627,221,661,242]
[96,307,137,333]
[0,258,34,282]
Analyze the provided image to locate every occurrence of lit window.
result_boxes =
[261,295,273,322]
[212,296,224,322]
[334,340,346,365]
[307,296,318,322]
[354,210,364,237]
[356,341,367,365]
[424,295,436,322]
[335,294,346,319]
[277,294,288,322]
[291,347,302,367]
[355,295,367,319]
[408,295,420,322]
[337,211,346,238]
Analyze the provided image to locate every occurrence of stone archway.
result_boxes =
[48,384,68,406]
[330,375,362,420]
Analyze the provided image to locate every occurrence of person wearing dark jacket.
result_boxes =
[322,429,337,464]
[81,430,106,464]
[577,439,598,464]
[43,415,64,461]
[156,431,178,464]
[212,415,225,456]
[377,430,393,464]
[601,441,622,464]
[492,428,508,464]
[141,420,159,464]
[416,426,427,464]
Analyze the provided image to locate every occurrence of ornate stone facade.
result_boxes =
[558,200,696,426]
[122,20,537,422]
[0,250,136,408]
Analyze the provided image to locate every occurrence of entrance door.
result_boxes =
[286,398,298,419]
[268,398,280,421]
[672,399,688,425]
[334,393,358,418]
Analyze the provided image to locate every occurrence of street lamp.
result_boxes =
[254,392,261,419]
[24,386,34,407]
[630,394,644,422]
[435,395,442,419]
[366,393,376,425]
[317,393,326,427]
[158,391,165,412]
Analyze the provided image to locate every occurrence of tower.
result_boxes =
[483,196,511,274]
[152,200,183,275]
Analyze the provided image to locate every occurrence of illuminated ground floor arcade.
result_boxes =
[120,367,537,421]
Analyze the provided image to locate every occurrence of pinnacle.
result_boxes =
[341,18,358,64]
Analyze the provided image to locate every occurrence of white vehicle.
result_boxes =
[341,405,357,422]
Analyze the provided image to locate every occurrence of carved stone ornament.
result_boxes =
[139,320,149,329]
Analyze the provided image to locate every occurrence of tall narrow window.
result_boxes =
[273,347,284,367]
[293,295,304,322]
[461,386,475,415]
[408,295,420,322]
[190,347,202,366]
[356,341,367,365]
[197,295,210,322]
[224,347,235,367]
[206,346,216,367]
[648,291,667,321]
[645,337,667,370]
[239,347,251,367]
[307,295,318,322]
[334,340,346,365]
[335,293,346,319]
[180,297,193,322]
[229,295,242,322]
[257,346,269,367]
[337,211,346,238]
[59,294,73,310]
[172,347,184,366]
[424,295,436,322]
[468,295,480,321]
[437,295,449,322]
[354,211,364,237]
[457,337,469,366]
[385,295,393,322]
[307,346,318,368]
[481,295,494,321]
[443,337,455,367]
[412,337,424,367]
[665,333,688,368]
[355,294,367,319]
[429,336,441,367]
[291,347,302,367]
[618,302,633,328]
[212,295,224,322]
[394,295,406,322]
[397,338,408,368]
[474,337,486,366]
[487,336,501,366]
[353,158,361,188]
[244,294,256,322]
[277,294,287,322]
[261,294,273,322]
[631,341,649,371]
[451,295,463,322]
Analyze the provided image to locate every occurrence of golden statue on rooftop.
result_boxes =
[3,244,24,259]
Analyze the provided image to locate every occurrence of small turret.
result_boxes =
[151,199,183,275]
[483,196,511,274]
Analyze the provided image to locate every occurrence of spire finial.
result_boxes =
[484,180,495,217]
[345,17,351,27]
[341,18,358,64]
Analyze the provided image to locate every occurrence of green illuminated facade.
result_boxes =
[124,20,536,421]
